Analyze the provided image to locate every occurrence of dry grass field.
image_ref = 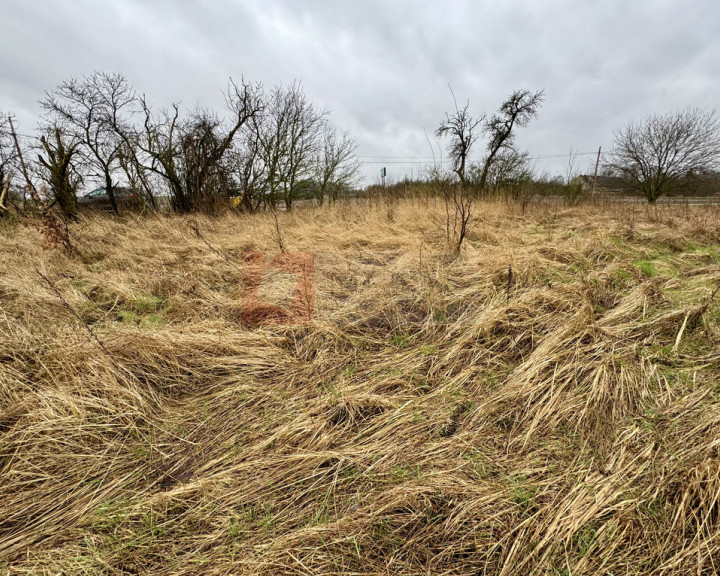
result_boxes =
[1,198,719,575]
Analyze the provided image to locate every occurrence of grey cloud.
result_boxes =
[1,0,719,180]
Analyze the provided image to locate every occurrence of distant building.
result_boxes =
[577,171,720,197]
[576,175,627,194]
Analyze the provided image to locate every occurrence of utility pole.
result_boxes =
[591,146,602,194]
[8,115,34,193]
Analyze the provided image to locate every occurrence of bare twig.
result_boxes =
[269,205,286,252]
[699,282,720,316]
[506,265,513,304]
[37,269,114,360]
[189,219,243,273]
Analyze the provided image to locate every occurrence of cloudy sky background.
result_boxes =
[2,0,719,183]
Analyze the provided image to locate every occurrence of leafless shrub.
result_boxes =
[25,183,74,252]
[140,78,263,214]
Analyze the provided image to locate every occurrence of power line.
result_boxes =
[358,151,603,164]
[1,130,37,139]
[358,151,600,159]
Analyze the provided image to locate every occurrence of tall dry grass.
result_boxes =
[1,198,719,574]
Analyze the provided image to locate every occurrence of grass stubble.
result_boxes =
[0,197,719,574]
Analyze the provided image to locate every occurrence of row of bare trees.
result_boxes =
[0,73,360,218]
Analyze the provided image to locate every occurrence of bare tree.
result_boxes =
[314,125,360,204]
[138,101,184,207]
[36,125,82,218]
[470,148,538,211]
[475,89,544,194]
[12,73,359,217]
[109,101,157,210]
[117,137,156,210]
[434,91,484,255]
[180,109,237,212]
[436,89,544,253]
[234,125,266,212]
[607,107,720,203]
[249,88,287,210]
[41,72,136,214]
[282,84,326,210]
[252,82,326,210]
[435,91,483,186]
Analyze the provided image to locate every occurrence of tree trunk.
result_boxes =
[105,173,119,214]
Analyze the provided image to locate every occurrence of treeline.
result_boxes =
[4,75,719,228]
[0,73,360,217]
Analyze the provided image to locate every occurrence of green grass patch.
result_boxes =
[634,260,656,277]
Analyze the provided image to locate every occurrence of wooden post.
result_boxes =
[8,116,36,194]
[591,146,602,194]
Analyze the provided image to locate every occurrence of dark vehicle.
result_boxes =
[77,187,139,211]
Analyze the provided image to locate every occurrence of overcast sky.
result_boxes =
[2,0,719,182]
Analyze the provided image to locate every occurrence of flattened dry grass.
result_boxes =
[1,198,719,574]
